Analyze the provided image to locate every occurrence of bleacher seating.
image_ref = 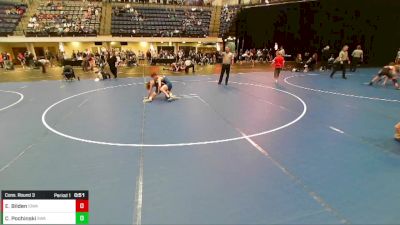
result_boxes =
[0,1,26,37]
[110,0,208,6]
[25,1,102,37]
[219,5,239,38]
[268,0,315,3]
[112,5,211,37]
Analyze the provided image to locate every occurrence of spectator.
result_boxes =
[17,53,26,69]
[292,53,303,72]
[0,53,3,68]
[321,45,330,71]
[279,46,285,56]
[107,52,118,78]
[350,45,363,72]
[304,53,318,72]
[184,58,195,73]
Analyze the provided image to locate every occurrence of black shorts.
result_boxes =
[166,83,172,91]
[64,72,75,79]
[378,68,391,78]
[157,83,172,92]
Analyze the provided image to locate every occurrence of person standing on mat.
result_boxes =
[218,46,234,85]
[108,52,118,79]
[184,57,195,73]
[395,122,400,141]
[350,45,363,72]
[330,45,350,79]
[321,45,330,71]
[395,48,400,64]
[272,51,285,83]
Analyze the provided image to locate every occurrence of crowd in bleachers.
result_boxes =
[112,4,211,37]
[219,4,239,37]
[0,1,26,36]
[109,0,209,6]
[267,0,313,4]
[25,1,102,37]
[246,0,315,6]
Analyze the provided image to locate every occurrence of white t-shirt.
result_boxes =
[352,49,363,58]
[222,52,233,64]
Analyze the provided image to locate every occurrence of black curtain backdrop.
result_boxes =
[237,0,400,65]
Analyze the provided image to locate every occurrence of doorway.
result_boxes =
[34,47,45,59]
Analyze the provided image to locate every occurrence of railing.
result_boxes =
[110,1,213,9]
[241,0,318,8]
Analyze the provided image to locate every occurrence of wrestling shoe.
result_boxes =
[143,98,152,103]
